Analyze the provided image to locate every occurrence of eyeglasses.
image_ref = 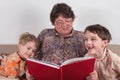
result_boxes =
[55,19,73,26]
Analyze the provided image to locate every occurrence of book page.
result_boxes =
[27,58,60,69]
[61,57,94,66]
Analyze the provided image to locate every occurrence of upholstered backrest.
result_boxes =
[107,45,120,56]
[0,44,119,56]
[0,44,18,54]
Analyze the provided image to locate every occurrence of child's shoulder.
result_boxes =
[7,52,20,61]
[107,48,120,61]
[7,52,17,57]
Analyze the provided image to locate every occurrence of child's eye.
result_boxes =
[32,50,37,53]
[84,38,88,41]
[91,38,96,41]
[28,48,31,50]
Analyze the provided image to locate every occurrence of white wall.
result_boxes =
[0,0,120,44]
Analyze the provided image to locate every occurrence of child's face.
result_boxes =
[18,41,37,59]
[84,30,108,56]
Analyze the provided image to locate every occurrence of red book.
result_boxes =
[26,57,95,80]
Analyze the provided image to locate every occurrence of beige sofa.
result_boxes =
[107,45,120,56]
[0,44,18,54]
[0,44,119,56]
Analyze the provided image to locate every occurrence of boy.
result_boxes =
[0,32,39,80]
[84,24,120,80]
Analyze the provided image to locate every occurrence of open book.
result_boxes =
[26,57,95,80]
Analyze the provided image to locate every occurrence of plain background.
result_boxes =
[0,0,120,44]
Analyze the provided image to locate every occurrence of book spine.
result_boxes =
[59,66,63,80]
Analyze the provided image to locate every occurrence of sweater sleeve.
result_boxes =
[110,52,120,79]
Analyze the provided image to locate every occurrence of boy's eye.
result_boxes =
[84,38,88,41]
[32,50,37,53]
[91,38,96,41]
[28,48,31,50]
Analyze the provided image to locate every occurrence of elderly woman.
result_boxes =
[37,3,86,65]
[36,3,98,80]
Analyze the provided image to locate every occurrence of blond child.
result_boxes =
[0,32,39,80]
[84,24,120,80]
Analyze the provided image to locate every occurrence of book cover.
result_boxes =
[26,57,95,80]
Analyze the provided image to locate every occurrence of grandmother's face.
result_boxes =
[54,15,73,37]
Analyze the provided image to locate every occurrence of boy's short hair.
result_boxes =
[19,32,39,48]
[84,24,112,43]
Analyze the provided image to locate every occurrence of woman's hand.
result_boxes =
[86,70,98,80]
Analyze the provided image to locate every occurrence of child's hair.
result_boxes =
[19,32,39,48]
[84,24,112,43]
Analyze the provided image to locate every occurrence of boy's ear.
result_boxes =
[102,40,109,47]
[18,44,22,50]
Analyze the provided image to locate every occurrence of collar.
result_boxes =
[95,48,106,61]
[17,51,25,61]
[54,28,75,37]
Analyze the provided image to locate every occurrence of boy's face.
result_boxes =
[18,41,37,59]
[84,30,108,56]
